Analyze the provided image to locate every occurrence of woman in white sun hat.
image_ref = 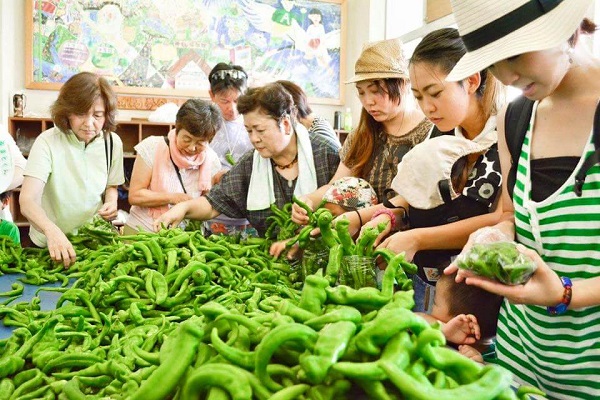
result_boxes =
[445,1,600,398]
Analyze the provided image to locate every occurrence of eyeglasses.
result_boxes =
[209,68,247,83]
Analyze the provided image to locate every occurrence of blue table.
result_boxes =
[0,274,72,339]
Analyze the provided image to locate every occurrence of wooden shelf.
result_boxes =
[7,117,175,242]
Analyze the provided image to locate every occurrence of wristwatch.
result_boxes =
[546,276,572,315]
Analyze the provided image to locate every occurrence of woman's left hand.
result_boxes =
[97,201,118,221]
[377,230,419,261]
[450,244,564,307]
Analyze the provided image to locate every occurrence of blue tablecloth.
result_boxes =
[0,274,72,339]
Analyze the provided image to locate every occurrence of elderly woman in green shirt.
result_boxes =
[20,72,124,267]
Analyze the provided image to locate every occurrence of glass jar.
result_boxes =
[301,240,330,280]
[339,255,377,289]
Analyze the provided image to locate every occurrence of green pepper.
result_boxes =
[334,217,356,256]
[324,244,343,285]
[333,330,414,381]
[380,361,513,400]
[130,319,204,400]
[298,272,329,315]
[356,226,379,257]
[275,299,315,323]
[180,363,252,400]
[317,211,339,248]
[225,151,236,166]
[255,323,318,391]
[304,306,362,330]
[0,315,61,378]
[299,321,356,384]
[210,327,255,370]
[325,285,391,311]
[353,307,429,356]
[416,328,481,384]
[270,384,310,400]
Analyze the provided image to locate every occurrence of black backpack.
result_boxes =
[504,96,600,197]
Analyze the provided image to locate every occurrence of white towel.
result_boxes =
[247,124,317,210]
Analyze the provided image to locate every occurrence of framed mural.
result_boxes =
[25,0,346,105]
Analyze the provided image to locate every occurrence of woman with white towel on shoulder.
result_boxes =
[154,82,340,237]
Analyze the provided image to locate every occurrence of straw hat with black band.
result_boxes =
[447,0,594,81]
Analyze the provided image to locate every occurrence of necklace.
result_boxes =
[272,154,298,169]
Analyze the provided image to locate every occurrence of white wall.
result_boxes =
[1,0,421,129]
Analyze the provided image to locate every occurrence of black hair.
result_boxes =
[410,27,503,118]
[437,272,504,339]
[175,98,223,142]
[237,82,297,124]
[0,191,12,203]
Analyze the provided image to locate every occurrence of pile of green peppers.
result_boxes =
[457,242,537,285]
[0,227,544,399]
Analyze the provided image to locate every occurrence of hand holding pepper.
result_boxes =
[45,225,77,268]
[291,196,313,225]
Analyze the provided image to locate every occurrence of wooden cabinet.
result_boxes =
[7,117,175,243]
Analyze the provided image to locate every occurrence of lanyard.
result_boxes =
[164,137,187,194]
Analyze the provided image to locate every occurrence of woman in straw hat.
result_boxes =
[444,1,600,398]
[291,37,432,224]
[347,27,506,315]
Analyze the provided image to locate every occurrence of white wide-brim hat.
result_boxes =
[0,138,14,193]
[447,0,594,81]
[391,135,497,210]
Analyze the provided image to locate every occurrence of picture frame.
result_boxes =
[25,0,347,105]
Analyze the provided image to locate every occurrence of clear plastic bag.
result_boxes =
[457,241,537,285]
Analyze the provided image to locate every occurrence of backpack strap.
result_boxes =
[504,96,535,197]
[574,101,600,196]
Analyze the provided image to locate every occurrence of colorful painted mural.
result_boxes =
[27,0,345,103]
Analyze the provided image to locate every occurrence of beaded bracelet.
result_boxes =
[547,276,572,315]
[371,208,396,227]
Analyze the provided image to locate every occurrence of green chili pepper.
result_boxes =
[270,384,310,400]
[380,361,513,400]
[324,244,343,285]
[356,379,394,400]
[225,152,236,166]
[298,272,329,315]
[130,319,204,400]
[210,327,255,370]
[353,307,429,356]
[133,242,154,265]
[255,323,318,392]
[333,330,414,380]
[416,328,482,384]
[0,315,61,378]
[180,363,253,400]
[278,299,317,323]
[304,305,362,330]
[300,321,356,384]
[317,211,339,248]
